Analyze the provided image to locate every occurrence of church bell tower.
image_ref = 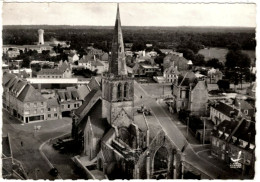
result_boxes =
[102,4,134,125]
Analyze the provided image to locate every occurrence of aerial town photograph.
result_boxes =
[1,2,257,180]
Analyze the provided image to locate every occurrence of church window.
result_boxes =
[124,82,128,98]
[117,83,122,99]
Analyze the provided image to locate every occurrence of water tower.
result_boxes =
[38,29,44,45]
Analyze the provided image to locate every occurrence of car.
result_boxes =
[52,143,62,150]
[49,168,59,177]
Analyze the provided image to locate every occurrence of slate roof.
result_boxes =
[58,61,70,72]
[38,69,64,75]
[178,71,197,86]
[88,77,101,91]
[211,102,239,117]
[17,84,46,102]
[10,80,27,94]
[163,54,189,71]
[47,98,59,107]
[212,119,255,148]
[91,60,104,67]
[74,88,101,117]
[77,84,91,100]
[2,72,16,86]
[234,99,254,110]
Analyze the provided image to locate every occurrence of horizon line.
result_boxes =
[2,25,256,28]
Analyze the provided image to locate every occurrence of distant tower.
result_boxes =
[102,4,134,125]
[38,29,44,45]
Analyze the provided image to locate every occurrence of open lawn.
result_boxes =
[198,47,255,64]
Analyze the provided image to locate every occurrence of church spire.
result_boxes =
[109,3,127,76]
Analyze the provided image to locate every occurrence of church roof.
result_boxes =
[77,84,91,100]
[109,4,127,76]
[74,88,101,117]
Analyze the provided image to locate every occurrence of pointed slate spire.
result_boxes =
[109,3,127,76]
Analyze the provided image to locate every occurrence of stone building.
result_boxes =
[71,5,182,180]
[37,61,72,78]
[171,71,208,116]
[3,72,47,123]
[163,53,189,71]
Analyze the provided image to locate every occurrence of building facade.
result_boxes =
[211,118,255,177]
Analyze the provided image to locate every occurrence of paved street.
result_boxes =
[134,81,235,179]
[2,109,72,180]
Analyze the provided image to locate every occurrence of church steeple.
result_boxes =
[109,4,127,76]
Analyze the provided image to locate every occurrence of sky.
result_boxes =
[2,3,256,27]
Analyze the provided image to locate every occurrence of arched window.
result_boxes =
[154,146,168,174]
[124,82,128,98]
[117,83,122,99]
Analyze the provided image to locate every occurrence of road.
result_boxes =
[134,81,233,179]
[2,109,72,180]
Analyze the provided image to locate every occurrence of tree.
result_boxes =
[154,53,166,67]
[193,54,206,66]
[42,64,52,69]
[217,80,230,91]
[21,57,30,68]
[228,42,242,51]
[131,41,146,52]
[225,50,251,69]
[206,58,223,69]
[176,48,195,61]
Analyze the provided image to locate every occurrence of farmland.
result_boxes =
[199,47,256,65]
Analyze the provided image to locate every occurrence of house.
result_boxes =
[7,49,20,58]
[78,55,92,68]
[8,68,32,78]
[210,98,254,126]
[100,52,109,61]
[2,72,48,123]
[90,59,105,74]
[207,68,223,84]
[163,66,180,83]
[211,118,255,177]
[68,52,79,63]
[210,101,239,125]
[133,63,160,76]
[56,87,82,117]
[233,98,255,120]
[37,61,72,78]
[171,71,208,116]
[70,6,183,180]
[46,98,62,120]
[78,55,106,74]
[163,54,189,71]
[87,47,103,55]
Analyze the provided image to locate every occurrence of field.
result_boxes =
[198,47,256,64]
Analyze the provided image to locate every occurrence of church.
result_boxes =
[71,5,182,179]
